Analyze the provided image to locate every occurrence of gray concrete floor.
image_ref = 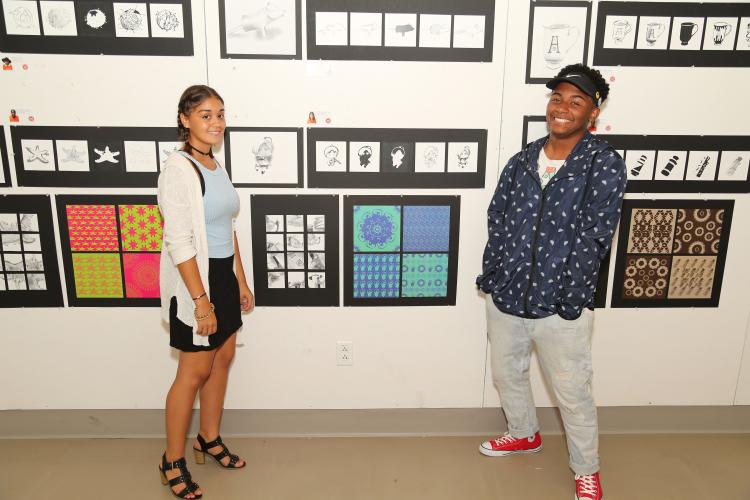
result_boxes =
[1,434,749,499]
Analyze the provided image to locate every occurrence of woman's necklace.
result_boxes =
[187,142,213,158]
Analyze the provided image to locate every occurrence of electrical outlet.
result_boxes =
[336,341,353,366]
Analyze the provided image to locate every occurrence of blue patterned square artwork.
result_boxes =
[401,253,449,297]
[402,205,450,252]
[353,253,400,298]
[353,205,401,252]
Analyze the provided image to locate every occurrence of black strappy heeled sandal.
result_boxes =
[193,434,246,469]
[159,453,203,499]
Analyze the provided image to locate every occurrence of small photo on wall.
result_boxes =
[56,140,90,172]
[265,233,284,251]
[452,15,485,49]
[418,14,451,48]
[265,214,284,232]
[21,139,55,171]
[703,17,738,50]
[414,142,446,173]
[124,141,158,172]
[3,0,42,35]
[684,151,719,181]
[654,151,687,180]
[287,271,305,288]
[636,16,670,50]
[113,3,149,38]
[349,142,380,172]
[150,3,184,38]
[40,1,78,36]
[223,0,299,56]
[75,1,115,37]
[384,13,417,47]
[268,271,285,288]
[717,151,750,181]
[349,12,381,47]
[228,129,301,185]
[315,11,347,46]
[625,150,656,180]
[669,17,703,51]
[315,141,347,172]
[307,214,325,232]
[307,272,325,288]
[602,15,637,49]
[527,2,590,82]
[381,142,414,173]
[447,142,479,173]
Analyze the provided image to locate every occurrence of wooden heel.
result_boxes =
[193,448,205,464]
[159,468,168,485]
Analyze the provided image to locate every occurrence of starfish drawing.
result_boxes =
[62,146,85,163]
[94,146,120,163]
[25,145,50,163]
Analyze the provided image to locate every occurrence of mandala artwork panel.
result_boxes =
[353,205,401,252]
[401,253,449,297]
[402,205,450,252]
[672,208,724,255]
[123,253,160,298]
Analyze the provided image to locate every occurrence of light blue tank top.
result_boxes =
[179,152,240,259]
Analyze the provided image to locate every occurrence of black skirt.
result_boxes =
[170,255,243,352]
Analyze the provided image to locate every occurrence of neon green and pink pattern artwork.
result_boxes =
[60,197,164,304]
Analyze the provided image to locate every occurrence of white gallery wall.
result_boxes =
[1,0,749,412]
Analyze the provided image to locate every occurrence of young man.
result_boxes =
[476,64,627,500]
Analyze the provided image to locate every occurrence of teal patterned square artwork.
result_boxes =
[353,205,401,252]
[353,253,400,298]
[401,253,449,297]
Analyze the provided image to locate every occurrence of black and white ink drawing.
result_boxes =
[151,4,184,38]
[266,215,284,232]
[718,152,749,181]
[308,252,325,270]
[349,142,380,173]
[124,141,158,172]
[448,142,479,173]
[602,16,636,49]
[286,252,305,269]
[85,8,108,29]
[453,15,485,49]
[287,272,305,288]
[268,271,285,288]
[286,214,303,232]
[114,3,148,37]
[669,17,703,51]
[223,0,297,56]
[315,11,347,46]
[21,140,54,171]
[384,13,417,47]
[418,14,451,48]
[307,233,324,251]
[94,145,120,164]
[307,214,325,232]
[315,141,346,172]
[705,17,738,51]
[266,252,284,270]
[266,233,285,251]
[528,2,590,82]
[636,16,669,50]
[414,142,446,173]
[307,272,325,288]
[4,0,41,35]
[286,233,304,250]
[349,12,381,46]
[380,142,414,173]
[625,150,656,179]
[158,141,182,165]
[56,140,90,172]
[685,151,719,181]
[253,136,274,175]
[40,1,77,36]
[654,151,687,180]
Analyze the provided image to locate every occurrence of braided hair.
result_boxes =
[176,85,224,155]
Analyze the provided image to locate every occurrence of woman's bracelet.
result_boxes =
[192,291,207,302]
[194,302,215,321]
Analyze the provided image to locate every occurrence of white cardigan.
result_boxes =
[158,151,213,347]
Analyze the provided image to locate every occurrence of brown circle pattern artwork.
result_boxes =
[626,208,676,254]
[672,208,724,255]
[622,255,671,299]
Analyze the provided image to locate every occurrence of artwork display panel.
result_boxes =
[219,0,301,59]
[611,199,734,308]
[10,126,179,188]
[344,195,460,306]
[0,195,63,307]
[56,195,163,306]
[250,195,339,306]
[308,128,487,189]
[306,0,494,62]
[225,127,303,188]
[593,2,750,67]
[0,0,193,55]
[526,1,592,83]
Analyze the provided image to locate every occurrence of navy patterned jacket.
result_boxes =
[477,131,627,320]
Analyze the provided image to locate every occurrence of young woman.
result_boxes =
[157,85,254,499]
